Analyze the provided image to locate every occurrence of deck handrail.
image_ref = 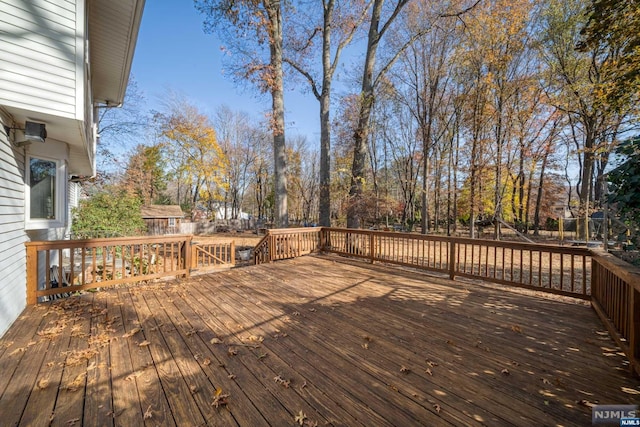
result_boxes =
[25,234,235,304]
[590,250,640,376]
[255,227,591,296]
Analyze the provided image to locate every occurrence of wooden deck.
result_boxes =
[1,255,638,426]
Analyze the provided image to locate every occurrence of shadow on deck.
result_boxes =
[0,255,638,426]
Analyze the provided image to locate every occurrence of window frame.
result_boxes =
[25,154,67,230]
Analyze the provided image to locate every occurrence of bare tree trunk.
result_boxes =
[267,0,288,228]
[347,0,385,229]
[533,145,550,236]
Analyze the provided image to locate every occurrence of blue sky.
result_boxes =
[130,0,321,142]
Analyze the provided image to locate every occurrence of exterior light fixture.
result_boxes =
[3,121,47,147]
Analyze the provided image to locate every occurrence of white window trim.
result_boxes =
[168,217,176,227]
[25,154,67,230]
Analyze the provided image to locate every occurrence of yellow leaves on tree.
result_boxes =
[159,101,229,211]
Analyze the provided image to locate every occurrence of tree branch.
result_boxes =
[283,58,321,100]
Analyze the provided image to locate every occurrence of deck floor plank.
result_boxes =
[141,288,237,425]
[129,286,206,426]
[117,288,176,427]
[1,255,639,426]
[218,266,545,426]
[0,307,55,425]
[20,303,77,426]
[170,283,320,426]
[206,272,483,427]
[107,288,147,426]
[189,277,398,427]
[83,291,114,426]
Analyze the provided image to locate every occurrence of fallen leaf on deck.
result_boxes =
[425,368,433,376]
[212,388,230,408]
[542,378,551,385]
[138,340,151,347]
[400,366,410,374]
[501,368,510,376]
[144,406,153,419]
[228,347,238,356]
[210,338,222,345]
[228,374,237,380]
[65,373,87,392]
[190,385,198,394]
[274,375,291,388]
[511,325,522,334]
[294,410,307,425]
[37,378,50,389]
[66,418,80,426]
[9,347,26,356]
[577,399,596,408]
[362,343,369,350]
[203,358,212,366]
[122,327,142,338]
[434,404,441,414]
[125,371,143,381]
[426,360,438,368]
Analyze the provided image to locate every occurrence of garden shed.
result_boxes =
[141,205,185,235]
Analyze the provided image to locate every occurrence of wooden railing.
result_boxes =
[191,238,235,272]
[25,235,236,304]
[253,227,323,264]
[591,251,640,376]
[256,228,592,299]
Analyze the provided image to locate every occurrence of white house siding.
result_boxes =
[0,111,27,337]
[0,0,81,119]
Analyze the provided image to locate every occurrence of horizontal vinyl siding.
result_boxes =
[0,0,78,117]
[0,114,27,337]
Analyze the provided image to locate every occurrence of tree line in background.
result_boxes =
[80,0,639,241]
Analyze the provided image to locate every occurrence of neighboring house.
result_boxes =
[141,205,184,235]
[0,0,145,336]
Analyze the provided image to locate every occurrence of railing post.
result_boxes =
[630,284,640,376]
[183,235,193,278]
[369,232,375,264]
[25,243,38,305]
[448,240,456,280]
[269,233,275,263]
[230,240,236,265]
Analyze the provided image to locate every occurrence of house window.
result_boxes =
[168,217,176,227]
[26,156,66,229]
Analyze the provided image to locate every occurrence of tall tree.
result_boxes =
[283,0,370,226]
[213,106,259,219]
[539,0,636,239]
[196,0,288,227]
[120,144,167,206]
[578,0,640,110]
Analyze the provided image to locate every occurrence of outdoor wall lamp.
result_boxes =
[3,121,47,147]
